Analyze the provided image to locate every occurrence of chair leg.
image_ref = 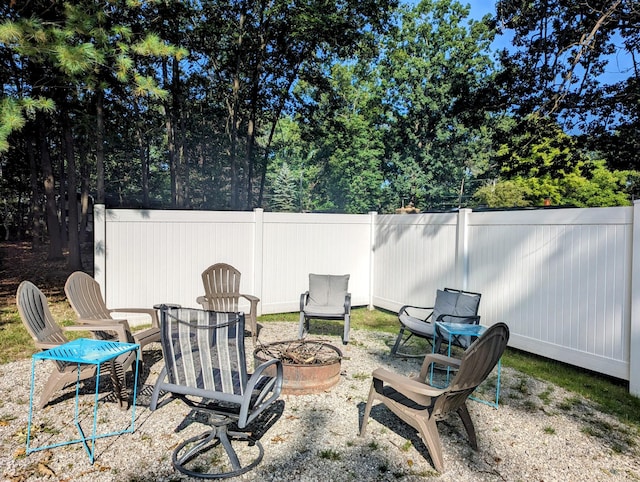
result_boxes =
[391,327,406,355]
[416,416,445,473]
[343,314,350,345]
[359,383,376,437]
[173,424,265,479]
[150,367,167,410]
[457,403,478,450]
[109,359,128,410]
[298,312,306,339]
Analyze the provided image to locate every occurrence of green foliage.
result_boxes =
[375,0,499,210]
[473,180,531,208]
[474,117,636,208]
[496,0,640,170]
[1,0,638,235]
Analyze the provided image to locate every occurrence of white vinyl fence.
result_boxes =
[93,203,640,396]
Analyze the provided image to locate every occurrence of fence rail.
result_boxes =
[93,203,640,396]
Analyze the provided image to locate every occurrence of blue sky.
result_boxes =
[463,1,632,84]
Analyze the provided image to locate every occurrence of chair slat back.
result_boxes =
[159,306,247,396]
[433,323,509,417]
[17,281,68,346]
[65,271,112,319]
[201,263,242,312]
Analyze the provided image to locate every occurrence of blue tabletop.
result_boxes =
[435,322,486,337]
[33,338,139,364]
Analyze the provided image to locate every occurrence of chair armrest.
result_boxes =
[240,294,260,314]
[300,291,309,311]
[77,316,130,327]
[241,294,259,303]
[399,304,435,321]
[63,323,131,343]
[422,353,462,369]
[345,293,351,312]
[109,307,160,328]
[372,367,445,398]
[35,341,62,350]
[240,359,283,428]
[196,296,211,310]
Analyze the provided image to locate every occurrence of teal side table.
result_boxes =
[27,338,140,463]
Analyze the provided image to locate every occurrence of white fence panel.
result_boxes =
[99,209,259,312]
[468,208,632,380]
[372,213,460,312]
[95,203,640,394]
[260,212,373,314]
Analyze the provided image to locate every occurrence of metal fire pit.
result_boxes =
[254,340,342,395]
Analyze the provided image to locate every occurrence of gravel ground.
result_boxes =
[2,321,640,482]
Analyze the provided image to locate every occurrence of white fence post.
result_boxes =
[630,201,640,396]
[456,208,471,289]
[368,211,378,310]
[254,208,264,316]
[93,204,107,299]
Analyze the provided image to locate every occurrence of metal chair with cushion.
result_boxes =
[150,306,283,479]
[196,263,260,343]
[64,271,160,351]
[391,288,481,357]
[299,273,351,344]
[360,322,509,472]
[16,280,136,409]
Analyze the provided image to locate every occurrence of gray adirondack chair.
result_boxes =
[17,280,136,409]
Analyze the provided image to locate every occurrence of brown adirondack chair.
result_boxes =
[16,280,136,409]
[64,271,160,350]
[360,322,509,472]
[196,263,260,343]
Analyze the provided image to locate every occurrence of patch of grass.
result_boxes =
[521,399,540,412]
[318,449,341,460]
[511,376,530,395]
[543,426,556,435]
[538,386,554,405]
[503,348,640,428]
[400,440,412,452]
[0,307,35,364]
[258,307,399,334]
[368,440,379,450]
[557,396,583,412]
[352,372,369,381]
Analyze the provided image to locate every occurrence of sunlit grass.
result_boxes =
[258,306,399,333]
[502,349,640,427]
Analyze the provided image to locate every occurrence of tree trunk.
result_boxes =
[63,113,83,270]
[163,58,177,207]
[38,117,63,260]
[57,138,67,248]
[228,11,246,210]
[78,142,90,244]
[26,123,43,246]
[133,100,150,208]
[96,89,105,204]
[173,56,187,208]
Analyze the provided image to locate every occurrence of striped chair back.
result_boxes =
[158,306,247,397]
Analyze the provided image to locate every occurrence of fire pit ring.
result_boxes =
[254,340,343,395]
